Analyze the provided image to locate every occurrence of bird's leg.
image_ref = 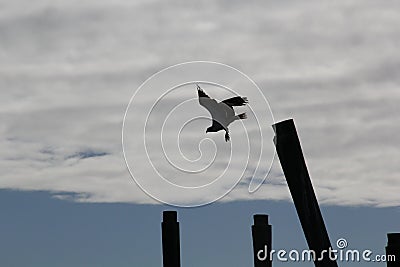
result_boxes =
[224,130,230,142]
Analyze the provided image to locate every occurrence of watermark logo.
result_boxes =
[122,61,275,207]
[256,238,395,263]
[336,238,348,249]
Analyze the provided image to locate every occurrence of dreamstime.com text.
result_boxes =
[257,238,395,263]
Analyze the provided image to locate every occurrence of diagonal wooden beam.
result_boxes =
[273,119,338,267]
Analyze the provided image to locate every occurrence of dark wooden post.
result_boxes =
[386,233,400,266]
[252,214,272,267]
[161,211,181,267]
[273,119,338,267]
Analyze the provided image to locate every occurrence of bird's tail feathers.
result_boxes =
[237,113,247,120]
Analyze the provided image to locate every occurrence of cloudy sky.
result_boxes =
[1,0,400,266]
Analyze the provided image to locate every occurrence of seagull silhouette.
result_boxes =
[197,85,248,142]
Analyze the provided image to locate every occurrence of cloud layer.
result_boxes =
[1,0,399,207]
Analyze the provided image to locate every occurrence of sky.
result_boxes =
[0,0,400,266]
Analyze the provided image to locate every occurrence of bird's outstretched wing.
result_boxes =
[197,85,218,116]
[222,96,248,107]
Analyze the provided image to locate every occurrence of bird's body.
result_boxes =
[197,85,248,142]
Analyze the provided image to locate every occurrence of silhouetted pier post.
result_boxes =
[386,233,400,266]
[273,119,338,267]
[161,211,181,267]
[252,214,272,267]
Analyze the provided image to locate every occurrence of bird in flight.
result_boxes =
[197,85,248,142]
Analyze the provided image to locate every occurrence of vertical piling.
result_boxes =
[386,233,400,267]
[273,119,338,267]
[252,214,272,267]
[162,211,181,267]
